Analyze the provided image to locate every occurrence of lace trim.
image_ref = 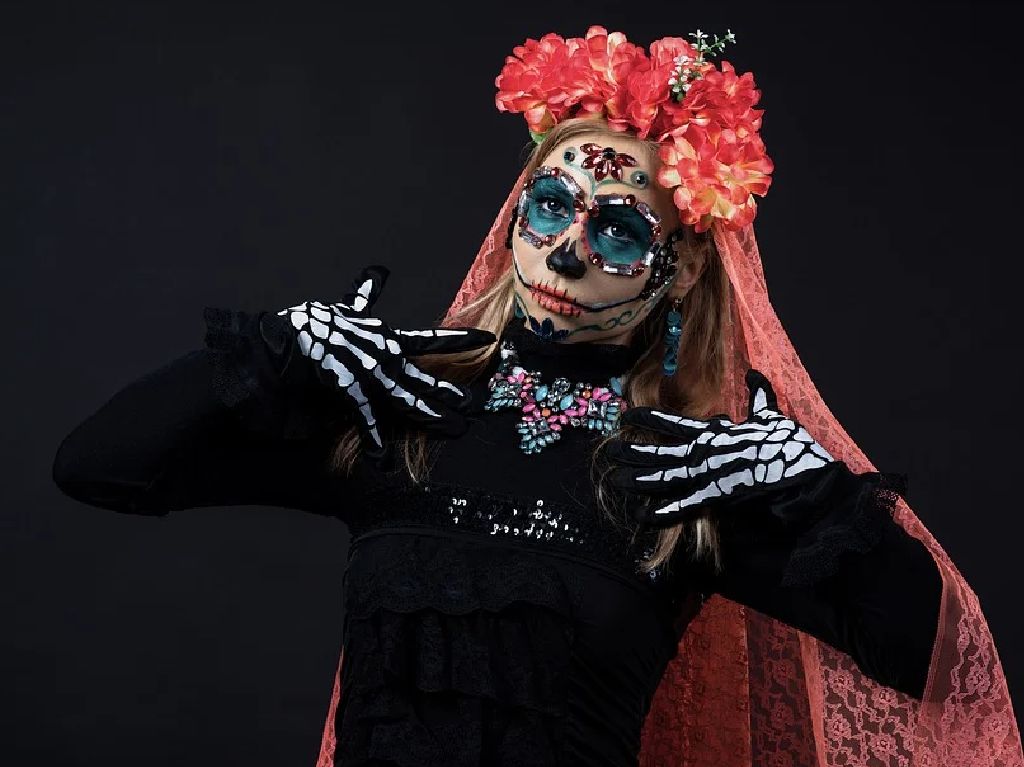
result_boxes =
[336,535,570,765]
[343,529,582,620]
[336,682,560,766]
[341,607,573,717]
[778,468,908,588]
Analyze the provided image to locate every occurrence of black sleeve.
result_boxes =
[51,308,356,517]
[703,462,942,700]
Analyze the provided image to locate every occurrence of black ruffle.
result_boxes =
[774,463,909,588]
[201,306,349,441]
[334,532,577,766]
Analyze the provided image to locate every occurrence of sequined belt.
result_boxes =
[347,479,670,589]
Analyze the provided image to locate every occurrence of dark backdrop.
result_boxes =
[4,2,1020,765]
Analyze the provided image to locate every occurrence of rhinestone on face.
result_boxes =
[630,169,649,188]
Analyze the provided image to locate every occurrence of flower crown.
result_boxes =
[495,26,773,233]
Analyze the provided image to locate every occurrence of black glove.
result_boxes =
[263,265,495,458]
[606,368,838,524]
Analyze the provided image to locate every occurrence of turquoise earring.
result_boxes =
[662,297,683,376]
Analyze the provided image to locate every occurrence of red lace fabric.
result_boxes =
[316,170,1023,766]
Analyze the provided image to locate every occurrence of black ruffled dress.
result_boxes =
[51,309,943,766]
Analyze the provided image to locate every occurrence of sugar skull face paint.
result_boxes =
[517,167,664,278]
[510,133,685,344]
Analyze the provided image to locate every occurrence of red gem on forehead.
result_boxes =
[579,143,639,182]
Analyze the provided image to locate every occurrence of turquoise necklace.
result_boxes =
[484,338,629,454]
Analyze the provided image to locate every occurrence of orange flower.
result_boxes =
[658,124,773,233]
[682,61,764,140]
[496,28,774,230]
[495,33,604,137]
[582,25,647,118]
[612,63,665,139]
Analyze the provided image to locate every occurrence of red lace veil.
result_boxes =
[315,167,1023,766]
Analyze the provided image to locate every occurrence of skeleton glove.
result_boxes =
[606,368,839,525]
[261,265,495,458]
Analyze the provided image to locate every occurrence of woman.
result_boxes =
[52,26,1021,767]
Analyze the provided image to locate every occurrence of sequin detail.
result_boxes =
[350,481,674,590]
[484,338,628,454]
[447,495,583,544]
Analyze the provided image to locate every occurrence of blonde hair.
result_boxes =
[330,116,730,574]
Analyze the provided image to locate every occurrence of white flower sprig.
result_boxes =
[668,28,737,101]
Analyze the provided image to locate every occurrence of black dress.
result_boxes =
[51,309,943,766]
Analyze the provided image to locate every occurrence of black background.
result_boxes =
[4,2,1021,764]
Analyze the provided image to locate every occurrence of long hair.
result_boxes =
[329,116,731,573]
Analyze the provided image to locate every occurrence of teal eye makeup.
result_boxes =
[516,166,587,249]
[514,167,666,279]
[527,177,576,235]
[586,204,653,268]
[582,194,663,277]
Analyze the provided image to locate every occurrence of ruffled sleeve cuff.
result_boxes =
[202,306,350,441]
[766,462,909,588]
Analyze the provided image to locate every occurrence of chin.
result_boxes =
[520,302,624,344]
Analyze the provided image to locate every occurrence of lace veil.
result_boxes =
[315,166,1023,766]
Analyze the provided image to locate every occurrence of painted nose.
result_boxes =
[545,238,587,279]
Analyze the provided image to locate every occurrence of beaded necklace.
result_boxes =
[484,338,629,454]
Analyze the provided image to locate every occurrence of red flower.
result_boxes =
[495,33,602,135]
[654,58,773,233]
[682,61,764,140]
[496,29,774,230]
[657,124,773,233]
[611,62,671,140]
[579,26,641,117]
[650,36,699,69]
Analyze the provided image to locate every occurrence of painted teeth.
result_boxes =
[537,281,567,299]
[532,291,580,317]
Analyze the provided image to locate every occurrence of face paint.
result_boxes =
[511,239,680,312]
[517,167,664,278]
[583,193,662,277]
[516,167,587,249]
[544,238,587,280]
[512,290,653,341]
[564,144,651,192]
[510,135,688,344]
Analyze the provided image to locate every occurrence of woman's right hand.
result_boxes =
[261,264,495,458]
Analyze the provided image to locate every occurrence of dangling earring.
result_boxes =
[662,297,683,377]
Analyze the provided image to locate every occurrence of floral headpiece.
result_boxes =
[495,26,773,233]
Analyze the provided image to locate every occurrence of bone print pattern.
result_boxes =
[607,368,836,522]
[274,265,496,457]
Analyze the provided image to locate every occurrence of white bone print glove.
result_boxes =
[265,265,495,458]
[606,368,837,523]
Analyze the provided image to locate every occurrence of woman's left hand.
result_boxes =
[606,368,838,524]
